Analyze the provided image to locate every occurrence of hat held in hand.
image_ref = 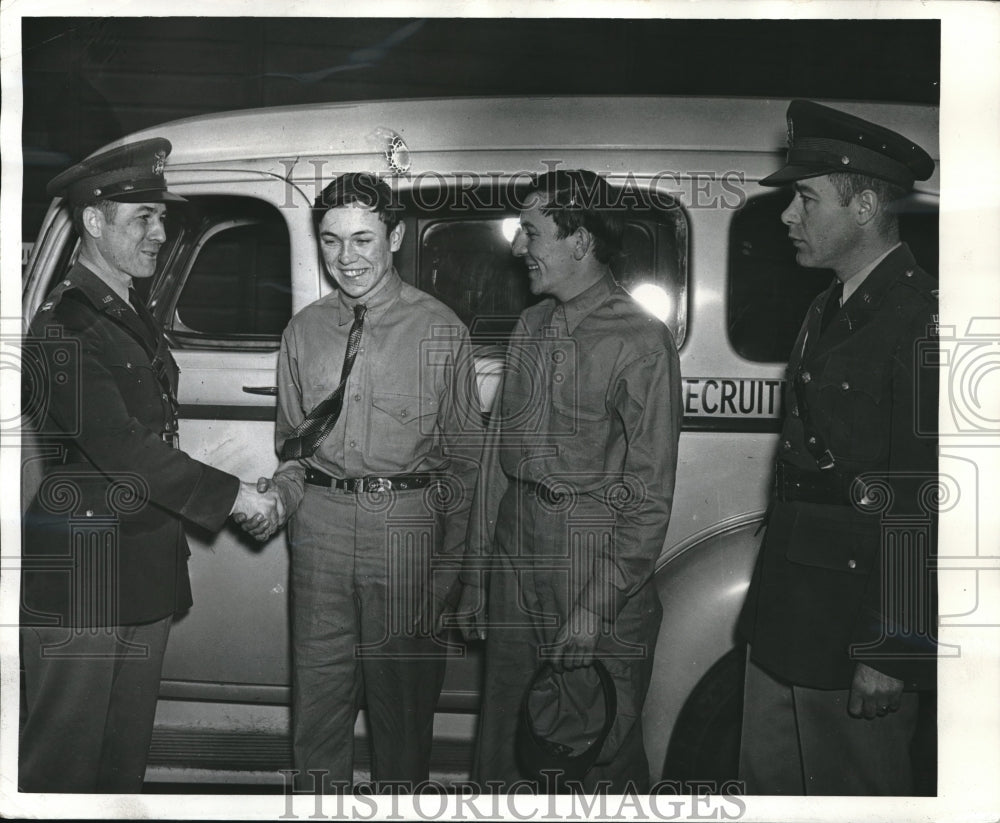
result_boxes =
[516,659,617,782]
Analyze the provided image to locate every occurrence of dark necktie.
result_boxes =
[129,287,159,339]
[819,279,844,335]
[280,303,367,460]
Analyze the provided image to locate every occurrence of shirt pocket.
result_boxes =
[302,381,337,414]
[814,357,886,461]
[549,396,610,469]
[105,355,163,424]
[371,391,439,436]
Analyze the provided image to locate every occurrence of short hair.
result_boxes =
[828,172,906,235]
[71,199,120,237]
[312,173,402,234]
[524,170,625,265]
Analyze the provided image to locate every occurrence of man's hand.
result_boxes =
[230,479,286,542]
[848,662,905,719]
[451,580,488,642]
[550,604,603,672]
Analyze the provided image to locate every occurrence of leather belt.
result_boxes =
[774,459,864,506]
[304,467,442,493]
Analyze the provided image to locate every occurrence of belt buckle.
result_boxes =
[817,450,836,471]
[365,477,391,493]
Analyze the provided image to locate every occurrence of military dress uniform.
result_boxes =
[20,140,240,793]
[737,101,939,795]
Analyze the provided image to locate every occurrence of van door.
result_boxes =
[144,184,306,706]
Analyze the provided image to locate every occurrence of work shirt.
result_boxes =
[467,273,683,619]
[273,269,483,561]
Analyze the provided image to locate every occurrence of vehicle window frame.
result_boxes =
[152,196,294,353]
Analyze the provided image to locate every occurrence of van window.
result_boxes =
[727,190,939,363]
[395,185,688,348]
[155,196,292,349]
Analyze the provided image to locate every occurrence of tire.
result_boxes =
[661,646,745,785]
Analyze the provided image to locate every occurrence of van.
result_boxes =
[20,95,940,787]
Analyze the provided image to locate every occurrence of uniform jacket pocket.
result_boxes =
[785,505,879,575]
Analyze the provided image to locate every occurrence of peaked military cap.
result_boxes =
[760,100,935,189]
[46,137,187,204]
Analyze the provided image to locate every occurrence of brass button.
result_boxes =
[783,440,792,450]
[400,409,408,418]
[808,436,817,445]
[85,510,94,517]
[801,371,811,383]
[841,381,850,390]
[848,559,857,569]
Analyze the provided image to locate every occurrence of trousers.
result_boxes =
[19,616,171,792]
[288,485,451,790]
[472,550,661,793]
[738,651,919,795]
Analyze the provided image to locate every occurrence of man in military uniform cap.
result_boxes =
[20,138,284,792]
[737,100,939,794]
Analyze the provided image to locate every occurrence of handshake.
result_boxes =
[230,477,287,542]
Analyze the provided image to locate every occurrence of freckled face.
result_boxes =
[318,204,404,300]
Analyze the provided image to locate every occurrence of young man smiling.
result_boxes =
[456,170,683,791]
[265,173,483,790]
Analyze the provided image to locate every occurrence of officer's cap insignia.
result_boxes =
[46,137,186,205]
[762,100,934,189]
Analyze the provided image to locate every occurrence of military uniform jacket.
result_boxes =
[22,263,240,627]
[738,244,938,690]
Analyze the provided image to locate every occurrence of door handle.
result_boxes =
[242,386,278,396]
